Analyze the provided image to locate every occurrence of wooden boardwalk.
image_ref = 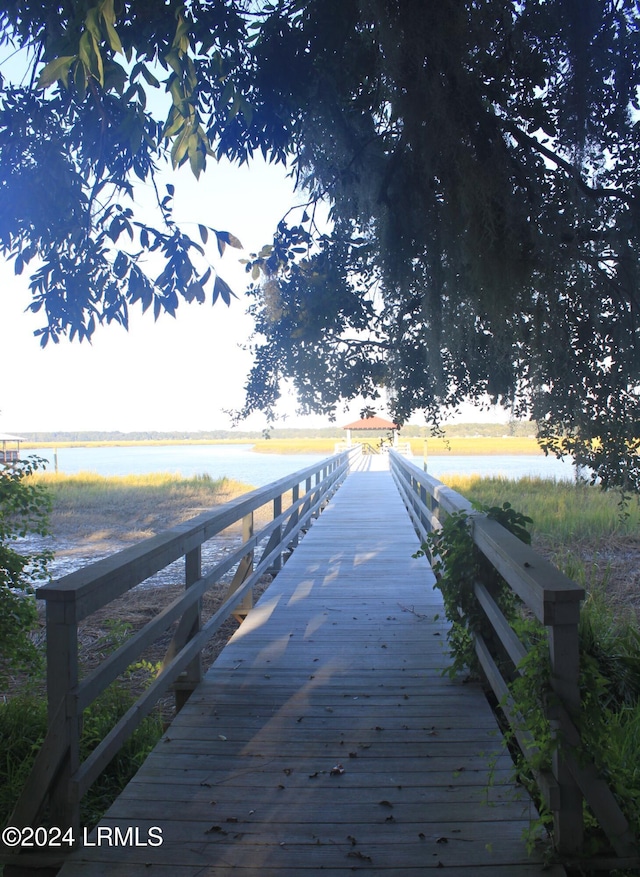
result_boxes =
[59,470,565,876]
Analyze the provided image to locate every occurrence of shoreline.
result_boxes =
[21,436,544,456]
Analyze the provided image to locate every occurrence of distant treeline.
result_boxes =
[19,422,537,443]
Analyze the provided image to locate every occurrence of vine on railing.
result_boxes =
[412,483,640,867]
[415,502,530,678]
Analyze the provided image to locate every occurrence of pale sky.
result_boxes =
[0,155,504,435]
[0,43,508,435]
[0,158,341,433]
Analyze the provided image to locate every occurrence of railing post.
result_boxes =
[271,494,283,573]
[173,546,203,713]
[313,471,321,517]
[419,483,428,534]
[304,475,313,523]
[46,597,81,839]
[547,610,584,855]
[229,511,255,622]
[291,484,300,548]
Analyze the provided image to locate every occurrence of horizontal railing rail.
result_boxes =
[3,448,360,868]
[389,450,639,867]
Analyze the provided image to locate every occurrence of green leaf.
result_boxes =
[216,230,243,251]
[113,251,128,278]
[185,281,205,303]
[78,30,103,84]
[164,49,182,77]
[74,60,88,98]
[163,106,185,139]
[172,12,191,53]
[37,55,77,90]
[103,60,127,95]
[240,97,254,128]
[100,0,124,54]
[140,65,160,88]
[189,137,206,177]
[85,8,102,44]
[228,93,242,120]
[170,127,190,168]
[213,274,235,306]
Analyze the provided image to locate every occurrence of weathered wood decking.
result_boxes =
[59,469,565,876]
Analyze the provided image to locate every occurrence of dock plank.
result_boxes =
[58,471,564,876]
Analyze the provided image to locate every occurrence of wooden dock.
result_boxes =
[58,470,565,876]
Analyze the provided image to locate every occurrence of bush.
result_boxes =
[0,685,163,831]
[0,456,52,685]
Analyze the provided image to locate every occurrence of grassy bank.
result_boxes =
[250,437,338,454]
[252,436,543,455]
[441,473,640,546]
[22,435,543,455]
[22,439,253,449]
[417,435,541,456]
[30,472,255,543]
[32,471,252,513]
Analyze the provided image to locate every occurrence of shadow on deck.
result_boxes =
[57,471,564,876]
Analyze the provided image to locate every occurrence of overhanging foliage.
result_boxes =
[0,1,639,488]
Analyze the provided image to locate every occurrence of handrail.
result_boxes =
[389,450,639,865]
[4,448,360,865]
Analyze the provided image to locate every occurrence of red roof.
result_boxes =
[342,416,398,430]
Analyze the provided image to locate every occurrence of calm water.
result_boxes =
[27,444,578,485]
[420,454,577,481]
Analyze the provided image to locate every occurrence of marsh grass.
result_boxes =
[251,437,338,454]
[440,474,640,545]
[28,472,253,543]
[0,686,163,833]
[440,474,640,858]
[31,470,250,500]
[416,436,542,456]
[23,435,543,455]
[252,436,542,455]
[22,439,251,449]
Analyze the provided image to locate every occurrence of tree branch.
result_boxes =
[502,119,635,205]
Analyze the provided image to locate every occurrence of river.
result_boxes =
[27,443,578,484]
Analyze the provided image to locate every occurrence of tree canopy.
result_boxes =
[1,0,639,489]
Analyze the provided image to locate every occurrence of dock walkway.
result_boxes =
[59,470,564,876]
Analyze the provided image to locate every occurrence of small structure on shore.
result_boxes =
[339,415,405,455]
[0,433,25,464]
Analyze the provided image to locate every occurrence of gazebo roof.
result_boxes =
[342,416,398,431]
[0,433,25,441]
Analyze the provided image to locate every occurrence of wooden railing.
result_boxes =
[4,449,359,867]
[389,450,639,868]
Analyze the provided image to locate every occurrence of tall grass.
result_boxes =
[22,439,252,449]
[251,437,338,454]
[252,436,542,455]
[417,436,542,456]
[442,474,640,858]
[30,471,252,512]
[0,687,163,833]
[440,474,640,545]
